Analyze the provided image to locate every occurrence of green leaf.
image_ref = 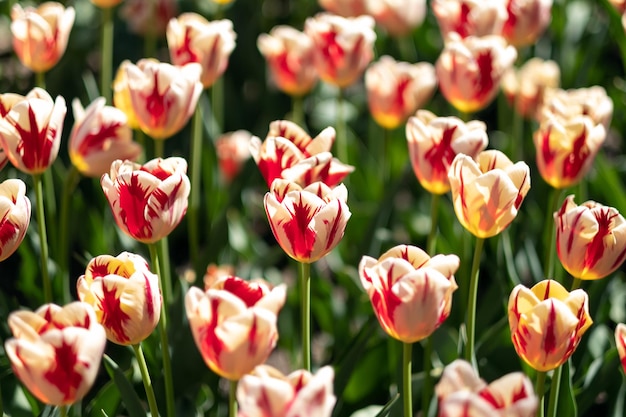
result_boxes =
[102,354,145,417]
[86,379,121,417]
[557,361,578,417]
[374,394,400,417]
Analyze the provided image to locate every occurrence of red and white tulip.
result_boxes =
[0,179,31,262]
[500,0,553,47]
[432,0,507,40]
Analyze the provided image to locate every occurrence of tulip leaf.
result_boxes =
[102,354,145,417]
[612,378,626,417]
[557,360,578,417]
[86,379,121,417]
[39,405,57,417]
[374,393,400,417]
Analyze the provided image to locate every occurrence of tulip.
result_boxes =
[366,0,427,37]
[204,263,236,289]
[90,0,123,8]
[77,251,161,345]
[101,157,190,244]
[215,130,252,183]
[264,179,351,264]
[167,14,237,89]
[508,279,592,372]
[359,244,459,343]
[501,0,553,47]
[0,179,31,262]
[436,33,516,113]
[237,365,336,417]
[305,13,376,88]
[610,0,626,14]
[69,97,141,178]
[317,0,368,17]
[533,113,605,189]
[555,195,626,280]
[406,110,488,195]
[113,60,141,129]
[432,0,507,40]
[365,56,437,130]
[541,86,613,130]
[120,0,177,36]
[435,359,538,417]
[616,323,626,374]
[10,2,75,73]
[185,276,287,380]
[4,302,106,406]
[0,88,66,175]
[448,150,530,239]
[501,58,560,119]
[257,26,318,96]
[123,59,203,140]
[249,120,354,188]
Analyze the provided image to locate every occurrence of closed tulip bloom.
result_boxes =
[407,110,488,195]
[0,179,31,262]
[448,150,530,239]
[508,279,592,372]
[533,113,605,189]
[365,56,437,130]
[257,26,318,96]
[501,58,560,119]
[11,3,75,73]
[359,245,459,343]
[432,0,507,39]
[69,98,141,178]
[541,86,613,130]
[216,130,252,183]
[237,365,336,417]
[436,359,538,417]
[167,14,236,88]
[436,33,517,113]
[366,0,427,37]
[616,323,626,374]
[610,0,626,14]
[101,157,190,243]
[318,0,368,17]
[501,0,553,47]
[90,0,123,8]
[124,59,202,140]
[4,302,106,406]
[555,195,626,280]
[185,276,287,380]
[305,13,376,88]
[250,120,353,188]
[120,0,177,36]
[265,179,351,263]
[0,88,66,175]
[113,61,140,129]
[77,252,161,345]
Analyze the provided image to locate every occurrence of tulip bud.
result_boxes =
[215,130,252,183]
[501,0,553,47]
[77,252,161,345]
[366,0,427,37]
[616,323,626,374]
[0,179,31,262]
[185,276,286,380]
[540,86,613,130]
[120,0,177,36]
[101,157,191,244]
[555,195,626,280]
[359,244,459,343]
[448,150,530,238]
[432,0,507,39]
[508,279,592,371]
[501,58,560,119]
[264,179,351,264]
[237,365,336,417]
[317,0,368,17]
[5,302,106,406]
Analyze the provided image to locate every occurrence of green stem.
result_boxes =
[402,342,413,417]
[544,188,564,280]
[189,103,203,273]
[336,88,348,164]
[33,174,52,303]
[148,243,175,417]
[212,77,224,134]
[299,261,311,371]
[58,165,80,304]
[291,95,305,127]
[547,365,563,417]
[59,405,67,417]
[36,72,45,89]
[421,337,433,417]
[43,169,57,260]
[101,6,114,104]
[465,236,485,369]
[153,139,164,160]
[158,237,173,307]
[143,0,157,58]
[426,193,441,256]
[133,343,160,417]
[381,127,390,184]
[229,379,238,417]
[571,278,582,291]
[535,371,547,417]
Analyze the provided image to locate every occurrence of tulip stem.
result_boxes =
[547,365,563,417]
[59,405,67,417]
[402,342,413,417]
[132,343,160,417]
[571,278,582,291]
[427,193,441,256]
[336,88,348,165]
[154,139,164,160]
[148,243,176,417]
[212,77,224,134]
[421,337,433,417]
[535,371,547,417]
[101,6,114,104]
[299,261,311,371]
[544,188,564,280]
[189,102,203,274]
[291,95,305,127]
[58,165,81,304]
[229,379,238,417]
[465,236,485,369]
[158,237,173,307]
[36,72,45,89]
[33,174,52,304]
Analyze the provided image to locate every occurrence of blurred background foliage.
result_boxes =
[1,0,626,416]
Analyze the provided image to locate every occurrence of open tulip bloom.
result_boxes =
[0,179,31,262]
[555,195,626,280]
[4,302,106,406]
[500,0,553,47]
[367,0,427,37]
